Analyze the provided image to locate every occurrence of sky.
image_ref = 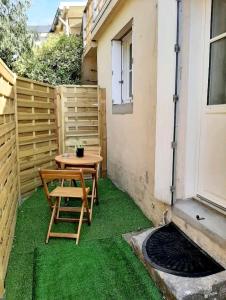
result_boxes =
[27,0,60,26]
[27,0,87,26]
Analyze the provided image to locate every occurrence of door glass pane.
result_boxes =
[211,0,226,38]
[208,38,226,105]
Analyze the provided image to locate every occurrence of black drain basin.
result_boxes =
[142,223,224,277]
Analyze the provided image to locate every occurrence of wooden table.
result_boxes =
[55,153,103,167]
[55,153,103,203]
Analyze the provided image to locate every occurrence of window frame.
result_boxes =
[207,0,226,106]
[111,20,134,114]
[122,30,133,104]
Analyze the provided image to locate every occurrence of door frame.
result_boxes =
[176,0,226,213]
[196,0,226,210]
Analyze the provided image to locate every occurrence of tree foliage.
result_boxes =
[0,0,33,69]
[15,34,83,85]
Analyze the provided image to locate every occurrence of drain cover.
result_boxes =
[142,223,224,277]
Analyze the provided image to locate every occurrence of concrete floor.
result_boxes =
[124,228,226,300]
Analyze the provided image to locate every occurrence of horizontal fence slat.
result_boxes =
[20,154,57,171]
[64,101,97,107]
[65,133,99,137]
[18,113,56,121]
[0,62,15,85]
[18,134,57,145]
[18,124,57,133]
[19,142,57,159]
[17,100,55,109]
[65,112,98,117]
[0,82,14,99]
[17,87,54,98]
[0,122,15,138]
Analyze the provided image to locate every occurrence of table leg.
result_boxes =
[95,163,99,205]
[72,179,77,187]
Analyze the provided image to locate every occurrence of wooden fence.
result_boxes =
[0,66,107,297]
[0,60,19,296]
[57,85,107,175]
[16,77,58,196]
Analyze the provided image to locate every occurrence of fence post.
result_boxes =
[55,86,63,154]
[98,87,107,177]
[14,74,21,202]
[60,86,66,153]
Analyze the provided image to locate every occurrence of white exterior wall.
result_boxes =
[155,0,177,204]
[95,0,214,223]
[97,0,167,225]
[176,0,207,200]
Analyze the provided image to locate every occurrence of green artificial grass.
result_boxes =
[33,237,162,300]
[5,178,162,300]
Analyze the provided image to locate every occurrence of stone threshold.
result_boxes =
[123,228,226,300]
[172,198,226,268]
[173,198,226,248]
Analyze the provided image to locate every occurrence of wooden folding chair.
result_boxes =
[39,169,93,245]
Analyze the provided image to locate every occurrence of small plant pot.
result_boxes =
[76,147,84,157]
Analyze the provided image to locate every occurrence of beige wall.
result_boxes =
[53,6,84,35]
[96,0,167,225]
[82,54,98,84]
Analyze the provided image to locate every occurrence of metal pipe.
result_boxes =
[171,0,181,206]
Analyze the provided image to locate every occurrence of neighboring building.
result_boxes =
[82,0,226,269]
[29,25,51,47]
[51,1,87,36]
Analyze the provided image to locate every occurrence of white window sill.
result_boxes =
[112,102,133,114]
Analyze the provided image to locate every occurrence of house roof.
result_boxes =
[50,1,87,32]
[59,1,87,9]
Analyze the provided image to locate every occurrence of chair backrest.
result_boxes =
[84,146,101,156]
[39,169,86,207]
[40,169,84,181]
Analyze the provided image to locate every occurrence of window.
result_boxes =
[208,0,226,105]
[122,31,133,103]
[112,30,133,105]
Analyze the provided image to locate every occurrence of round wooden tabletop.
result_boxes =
[55,153,103,166]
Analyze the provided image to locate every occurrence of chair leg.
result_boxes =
[46,201,57,244]
[91,174,97,203]
[76,202,85,245]
[90,177,95,221]
[56,197,61,221]
[72,179,77,187]
[84,198,91,226]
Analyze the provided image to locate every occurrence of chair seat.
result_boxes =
[49,187,90,198]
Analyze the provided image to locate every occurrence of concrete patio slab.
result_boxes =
[123,228,226,300]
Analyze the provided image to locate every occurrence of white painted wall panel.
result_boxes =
[154,0,177,204]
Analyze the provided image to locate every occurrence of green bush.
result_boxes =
[0,0,33,69]
[15,34,83,85]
